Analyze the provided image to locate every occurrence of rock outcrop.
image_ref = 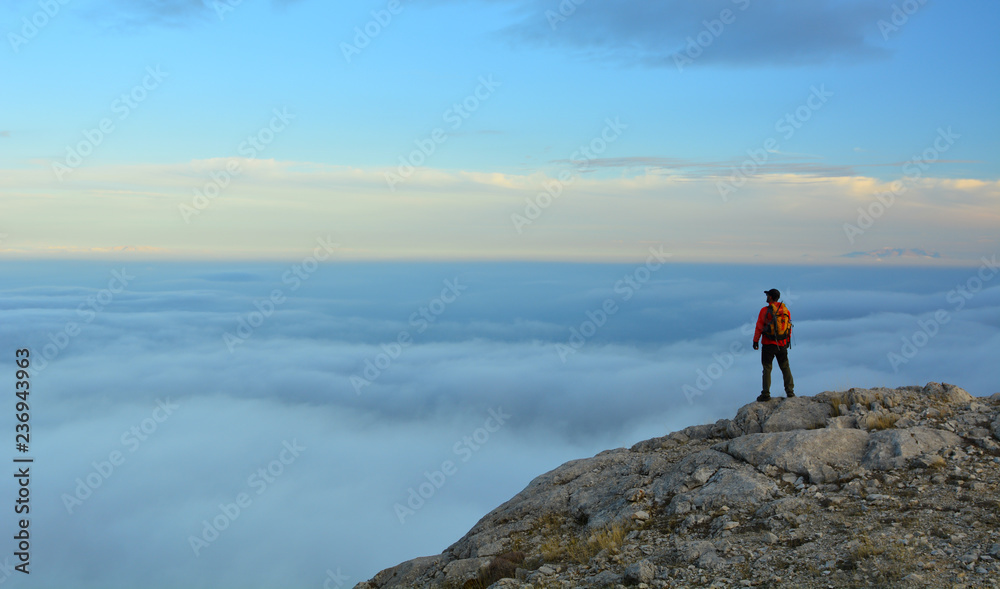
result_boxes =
[357,383,1000,588]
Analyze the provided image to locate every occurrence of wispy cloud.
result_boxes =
[555,155,859,178]
[80,0,304,29]
[557,155,985,180]
[430,0,897,68]
[1,160,997,263]
[841,247,941,260]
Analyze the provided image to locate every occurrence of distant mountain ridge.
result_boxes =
[841,247,942,260]
[356,383,1000,588]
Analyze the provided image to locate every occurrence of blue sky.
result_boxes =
[2,0,998,262]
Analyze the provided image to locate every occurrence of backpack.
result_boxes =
[763,302,792,345]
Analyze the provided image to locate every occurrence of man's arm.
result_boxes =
[753,306,766,348]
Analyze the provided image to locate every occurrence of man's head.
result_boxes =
[764,288,780,303]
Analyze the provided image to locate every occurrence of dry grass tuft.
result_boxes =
[862,412,901,430]
[538,518,632,565]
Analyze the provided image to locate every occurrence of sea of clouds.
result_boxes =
[1,258,998,587]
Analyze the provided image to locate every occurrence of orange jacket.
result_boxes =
[754,302,791,346]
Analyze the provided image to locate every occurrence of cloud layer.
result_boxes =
[76,0,304,29]
[2,260,998,586]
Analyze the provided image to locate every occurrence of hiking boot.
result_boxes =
[756,392,771,402]
[786,391,795,398]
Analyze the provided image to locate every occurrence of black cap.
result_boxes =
[764,288,780,300]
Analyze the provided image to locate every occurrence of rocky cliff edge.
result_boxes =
[357,383,1000,589]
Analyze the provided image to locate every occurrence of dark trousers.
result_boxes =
[761,344,793,396]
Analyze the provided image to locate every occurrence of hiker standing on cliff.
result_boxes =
[753,288,794,402]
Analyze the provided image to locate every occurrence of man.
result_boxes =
[753,288,794,402]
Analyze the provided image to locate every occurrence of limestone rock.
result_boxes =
[680,423,718,440]
[646,449,739,505]
[921,382,973,404]
[698,549,726,570]
[623,559,656,585]
[666,464,777,513]
[679,540,716,563]
[445,447,669,559]
[912,453,947,469]
[759,398,833,433]
[358,555,444,588]
[443,557,490,585]
[815,387,892,411]
[714,428,869,483]
[726,397,834,437]
[356,383,1000,589]
[726,401,774,436]
[861,427,964,470]
[585,570,623,587]
[680,418,732,440]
